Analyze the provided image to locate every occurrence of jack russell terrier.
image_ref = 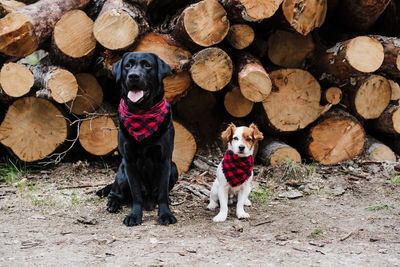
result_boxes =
[207,123,263,222]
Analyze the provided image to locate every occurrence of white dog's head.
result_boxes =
[221,123,264,157]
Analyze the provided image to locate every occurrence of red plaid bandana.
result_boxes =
[222,150,254,187]
[118,96,170,142]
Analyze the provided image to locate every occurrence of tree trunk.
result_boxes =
[170,0,229,50]
[93,0,149,51]
[364,135,396,162]
[79,114,118,156]
[190,47,233,92]
[0,0,25,17]
[368,104,400,135]
[301,108,365,165]
[342,75,391,120]
[282,0,327,36]
[322,86,342,105]
[226,24,255,50]
[313,36,384,84]
[66,73,103,116]
[0,96,68,162]
[0,62,33,97]
[0,0,90,57]
[267,29,315,68]
[172,121,197,175]
[255,68,330,134]
[224,84,253,118]
[50,10,96,73]
[133,32,192,104]
[339,0,391,32]
[373,36,400,79]
[219,0,283,22]
[389,80,400,101]
[236,52,272,102]
[258,137,301,166]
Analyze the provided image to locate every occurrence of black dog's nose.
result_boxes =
[239,145,245,152]
[128,73,139,81]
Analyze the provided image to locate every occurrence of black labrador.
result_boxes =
[97,52,178,226]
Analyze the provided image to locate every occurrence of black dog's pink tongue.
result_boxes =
[128,90,144,103]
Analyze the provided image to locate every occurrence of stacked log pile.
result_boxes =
[0,0,399,172]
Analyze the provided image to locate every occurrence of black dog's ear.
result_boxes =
[112,52,130,84]
[156,55,171,83]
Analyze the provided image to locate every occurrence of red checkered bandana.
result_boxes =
[118,96,170,142]
[222,150,254,187]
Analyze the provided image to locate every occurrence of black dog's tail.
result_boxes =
[96,184,113,198]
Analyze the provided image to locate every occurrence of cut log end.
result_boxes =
[54,10,96,58]
[172,121,196,175]
[0,62,33,97]
[389,80,400,101]
[0,97,68,162]
[94,10,139,50]
[226,24,254,50]
[365,136,396,162]
[346,36,384,73]
[270,147,301,166]
[224,85,253,118]
[239,68,272,102]
[0,12,37,56]
[163,72,192,104]
[183,0,229,47]
[325,87,342,105]
[67,73,103,115]
[48,69,78,103]
[79,115,118,156]
[190,47,233,92]
[258,138,301,166]
[238,0,283,20]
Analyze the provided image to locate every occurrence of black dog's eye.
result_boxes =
[124,63,132,69]
[233,137,239,141]
[142,61,152,69]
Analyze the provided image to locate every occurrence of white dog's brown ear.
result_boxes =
[250,123,263,140]
[221,123,236,142]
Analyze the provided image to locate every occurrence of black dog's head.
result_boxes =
[112,52,171,111]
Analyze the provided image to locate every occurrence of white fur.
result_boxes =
[207,126,254,222]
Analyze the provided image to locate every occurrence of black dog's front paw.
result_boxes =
[158,211,177,225]
[107,198,120,213]
[123,212,142,226]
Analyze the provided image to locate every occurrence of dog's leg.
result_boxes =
[123,162,143,226]
[207,180,219,210]
[213,185,229,222]
[157,161,177,225]
[236,184,251,219]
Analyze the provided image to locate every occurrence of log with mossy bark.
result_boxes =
[373,36,400,79]
[0,0,90,57]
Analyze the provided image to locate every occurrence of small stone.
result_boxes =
[278,190,303,199]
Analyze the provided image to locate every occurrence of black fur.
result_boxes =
[97,52,178,226]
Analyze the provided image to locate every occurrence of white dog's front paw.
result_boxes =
[244,199,252,206]
[207,201,218,210]
[236,210,250,219]
[213,212,227,222]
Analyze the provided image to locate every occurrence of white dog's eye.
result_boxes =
[233,137,239,141]
[246,137,252,142]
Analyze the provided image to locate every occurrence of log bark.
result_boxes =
[67,73,103,116]
[322,86,342,105]
[369,104,400,135]
[0,96,68,162]
[339,0,391,32]
[389,80,400,101]
[79,114,118,156]
[223,84,253,118]
[314,36,384,84]
[0,0,90,57]
[364,135,396,162]
[93,0,149,51]
[170,0,229,50]
[373,36,400,79]
[375,0,400,37]
[0,0,25,17]
[282,0,327,36]
[258,137,301,166]
[267,29,315,68]
[226,24,255,50]
[219,0,283,22]
[190,47,233,92]
[0,62,33,97]
[133,32,192,104]
[172,121,197,175]
[236,52,272,102]
[342,75,391,120]
[301,108,365,165]
[255,68,330,134]
[50,10,96,73]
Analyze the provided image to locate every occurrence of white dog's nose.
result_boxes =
[239,145,245,152]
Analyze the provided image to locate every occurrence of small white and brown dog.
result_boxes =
[207,123,263,222]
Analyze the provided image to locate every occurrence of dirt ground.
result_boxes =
[0,150,399,266]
